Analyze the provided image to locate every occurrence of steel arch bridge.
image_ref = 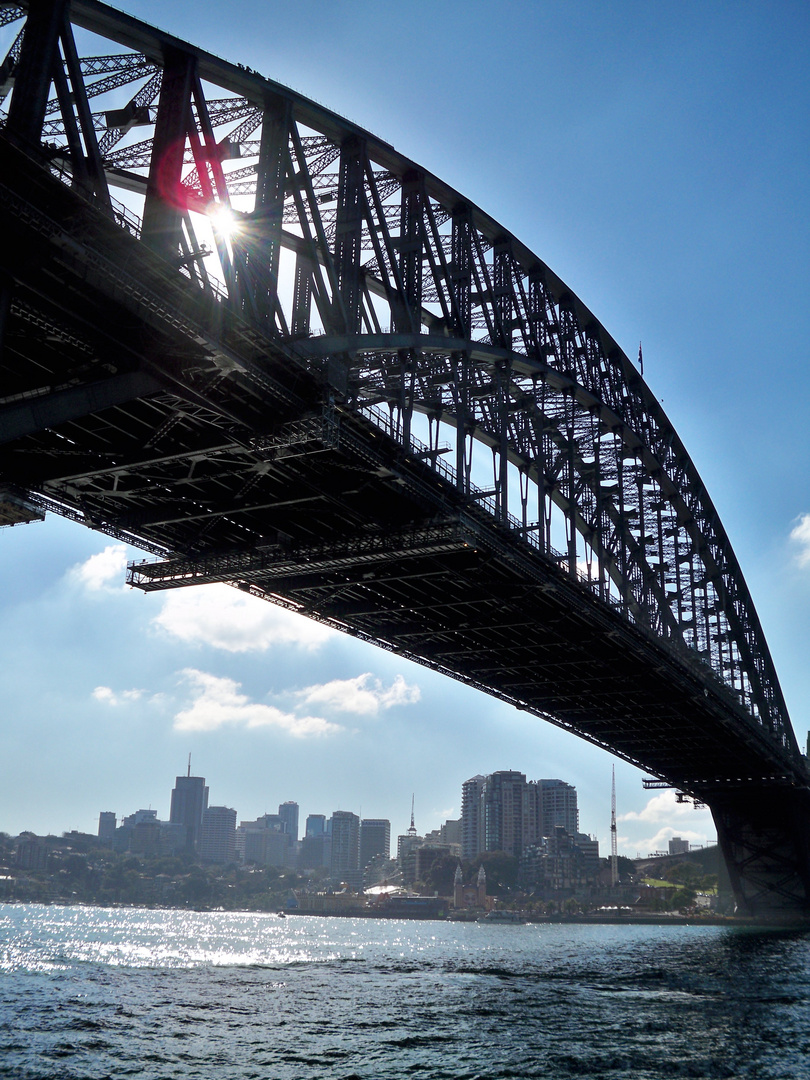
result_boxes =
[1,0,808,918]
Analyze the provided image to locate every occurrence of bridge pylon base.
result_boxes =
[711,785,810,922]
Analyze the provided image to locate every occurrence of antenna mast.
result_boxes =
[407,794,416,836]
[187,753,191,778]
[610,766,618,887]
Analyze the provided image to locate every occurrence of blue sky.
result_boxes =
[1,1,809,859]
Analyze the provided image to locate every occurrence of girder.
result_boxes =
[1,0,808,917]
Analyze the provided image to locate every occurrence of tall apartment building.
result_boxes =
[359,818,390,868]
[538,779,578,836]
[482,771,528,858]
[169,771,209,852]
[462,772,580,859]
[330,811,360,883]
[198,805,237,864]
[461,775,485,860]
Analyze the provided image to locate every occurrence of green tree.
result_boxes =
[421,854,459,896]
[469,852,520,893]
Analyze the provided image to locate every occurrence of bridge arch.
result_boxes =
[1,0,808,917]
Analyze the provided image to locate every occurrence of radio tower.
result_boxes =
[610,766,618,887]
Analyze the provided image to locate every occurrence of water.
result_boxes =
[2,905,810,1079]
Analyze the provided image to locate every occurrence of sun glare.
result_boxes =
[208,204,239,240]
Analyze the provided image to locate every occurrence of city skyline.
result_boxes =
[2,1,809,859]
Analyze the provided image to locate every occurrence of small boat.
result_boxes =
[477,909,523,923]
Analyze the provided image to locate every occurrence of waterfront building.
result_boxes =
[198,805,237,864]
[169,771,209,852]
[453,863,490,910]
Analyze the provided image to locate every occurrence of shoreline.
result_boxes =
[4,898,804,929]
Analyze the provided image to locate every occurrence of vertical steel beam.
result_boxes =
[334,136,364,335]
[451,209,473,336]
[396,172,422,333]
[142,48,195,260]
[291,256,312,337]
[252,96,292,326]
[5,0,66,149]
[491,241,512,349]
[58,14,111,209]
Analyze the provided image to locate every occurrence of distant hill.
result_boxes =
[634,845,722,879]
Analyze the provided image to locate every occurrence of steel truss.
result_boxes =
[1,0,808,917]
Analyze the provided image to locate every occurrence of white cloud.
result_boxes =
[92,685,143,706]
[173,668,343,737]
[71,544,128,591]
[618,789,706,824]
[153,584,334,653]
[790,513,810,566]
[296,672,421,715]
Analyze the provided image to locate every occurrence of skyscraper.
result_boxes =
[97,812,116,843]
[305,814,326,837]
[169,765,209,852]
[278,801,299,843]
[359,818,391,868]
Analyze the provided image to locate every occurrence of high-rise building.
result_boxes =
[330,811,360,883]
[305,814,326,837]
[482,770,527,858]
[461,775,485,860]
[359,819,390,868]
[278,801,299,843]
[198,805,237,864]
[169,769,209,852]
[237,814,293,866]
[538,779,578,836]
[98,812,116,842]
[299,832,331,869]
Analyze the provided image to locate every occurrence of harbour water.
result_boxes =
[2,904,810,1079]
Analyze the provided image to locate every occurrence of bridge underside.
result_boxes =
[1,8,809,921]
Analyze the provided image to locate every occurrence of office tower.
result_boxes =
[98,812,116,842]
[305,814,326,837]
[198,805,237,864]
[359,818,390,868]
[539,779,578,836]
[169,765,209,852]
[278,801,299,843]
[461,775,485,860]
[482,770,527,858]
[330,811,360,881]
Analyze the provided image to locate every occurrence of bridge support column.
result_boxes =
[142,49,195,260]
[5,0,67,150]
[711,785,810,921]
